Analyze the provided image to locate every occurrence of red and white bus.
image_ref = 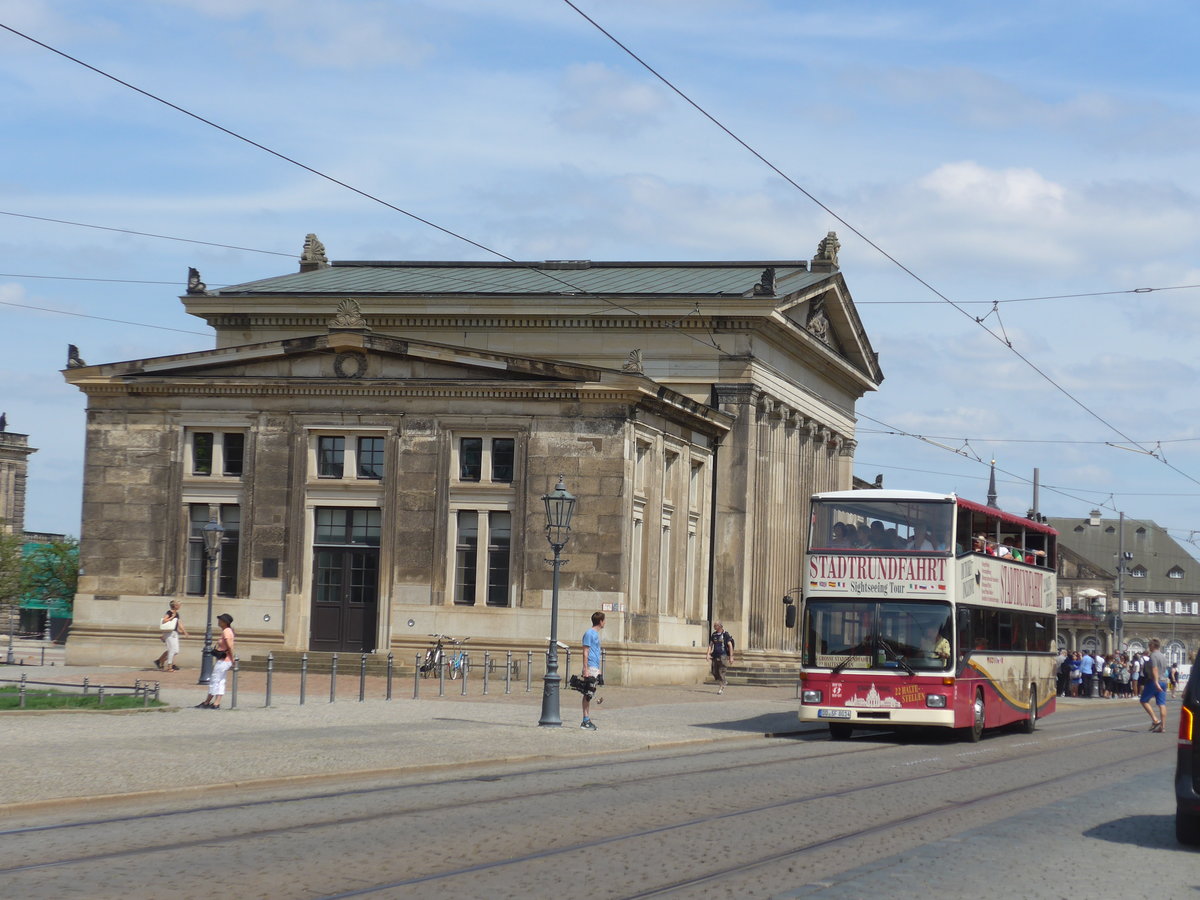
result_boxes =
[798,489,1058,741]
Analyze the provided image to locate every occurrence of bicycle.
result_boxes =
[447,637,470,680]
[420,634,447,678]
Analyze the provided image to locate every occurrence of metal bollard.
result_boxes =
[565,648,571,682]
[155,681,161,703]
[82,676,89,695]
[483,650,490,695]
[265,651,274,708]
[230,657,239,709]
[526,651,533,692]
[359,653,368,702]
[413,654,420,699]
[98,685,105,707]
[505,650,512,694]
[19,673,27,709]
[300,653,308,705]
[40,645,45,666]
[330,653,338,703]
[438,655,445,696]
[143,680,150,707]
[460,652,469,696]
[386,652,394,701]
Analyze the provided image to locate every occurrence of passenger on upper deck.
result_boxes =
[829,521,851,549]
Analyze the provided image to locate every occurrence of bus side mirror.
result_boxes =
[783,595,798,629]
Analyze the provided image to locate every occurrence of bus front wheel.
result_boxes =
[964,691,985,742]
[829,722,853,741]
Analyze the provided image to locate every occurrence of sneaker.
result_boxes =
[717,686,724,694]
[154,659,163,670]
[581,719,597,730]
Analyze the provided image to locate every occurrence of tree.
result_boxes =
[22,537,79,613]
[0,530,23,604]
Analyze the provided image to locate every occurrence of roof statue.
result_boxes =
[300,233,329,272]
[621,349,645,374]
[67,344,87,368]
[328,298,370,331]
[811,231,840,272]
[186,267,207,295]
[752,266,776,296]
[0,412,6,431]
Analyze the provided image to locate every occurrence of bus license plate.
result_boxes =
[818,709,851,719]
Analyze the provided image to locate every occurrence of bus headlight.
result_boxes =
[802,689,823,704]
[925,694,948,708]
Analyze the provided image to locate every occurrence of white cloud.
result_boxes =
[554,63,670,136]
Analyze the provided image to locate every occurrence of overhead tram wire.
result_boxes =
[855,283,1200,305]
[560,0,1200,490]
[0,210,295,258]
[0,299,211,336]
[0,23,726,354]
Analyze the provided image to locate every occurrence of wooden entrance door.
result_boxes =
[310,508,380,652]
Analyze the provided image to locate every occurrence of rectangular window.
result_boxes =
[486,512,511,606]
[453,509,512,607]
[459,438,483,482]
[318,436,345,478]
[186,504,240,597]
[223,433,245,476]
[192,433,214,476]
[315,507,380,545]
[457,436,516,483]
[455,510,479,605]
[491,439,515,483]
[357,437,384,479]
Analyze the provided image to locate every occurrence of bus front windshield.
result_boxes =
[803,600,953,672]
[809,499,952,554]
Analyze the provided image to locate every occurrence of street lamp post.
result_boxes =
[538,476,576,728]
[197,517,225,685]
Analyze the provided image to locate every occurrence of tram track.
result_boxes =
[0,711,1157,889]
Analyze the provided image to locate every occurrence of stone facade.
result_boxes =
[64,241,883,681]
[0,428,35,534]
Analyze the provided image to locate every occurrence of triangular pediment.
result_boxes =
[63,332,606,384]
[776,274,882,385]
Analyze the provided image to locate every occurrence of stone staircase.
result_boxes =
[721,662,802,687]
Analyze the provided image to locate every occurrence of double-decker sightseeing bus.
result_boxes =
[798,489,1057,741]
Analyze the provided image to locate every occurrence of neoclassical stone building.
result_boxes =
[64,234,882,680]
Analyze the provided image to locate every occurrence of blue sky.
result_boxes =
[2,0,1199,558]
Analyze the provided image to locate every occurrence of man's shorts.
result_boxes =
[1140,679,1167,705]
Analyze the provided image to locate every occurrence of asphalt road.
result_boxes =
[0,696,1192,899]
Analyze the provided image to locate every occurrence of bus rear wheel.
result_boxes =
[829,723,853,741]
[1021,686,1038,734]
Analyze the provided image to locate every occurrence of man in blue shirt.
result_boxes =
[581,611,605,729]
[1079,648,1094,697]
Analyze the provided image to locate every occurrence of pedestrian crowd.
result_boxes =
[1055,641,1179,732]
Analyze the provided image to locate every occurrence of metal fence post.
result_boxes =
[143,680,151,707]
[82,676,89,695]
[155,681,161,703]
[359,653,368,702]
[97,685,105,707]
[299,652,308,705]
[413,654,420,699]
[438,655,445,696]
[505,650,512,694]
[482,650,490,695]
[265,651,275,708]
[230,657,239,709]
[460,652,469,696]
[565,647,571,683]
[19,673,27,708]
[386,652,394,701]
[330,653,338,702]
[526,650,533,692]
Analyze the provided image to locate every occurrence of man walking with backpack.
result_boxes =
[707,621,735,695]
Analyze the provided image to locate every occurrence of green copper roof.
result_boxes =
[215,261,828,297]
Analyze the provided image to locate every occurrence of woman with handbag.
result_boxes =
[154,600,188,671]
[196,614,235,710]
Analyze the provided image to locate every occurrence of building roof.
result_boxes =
[214,260,826,298]
[1047,514,1200,599]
